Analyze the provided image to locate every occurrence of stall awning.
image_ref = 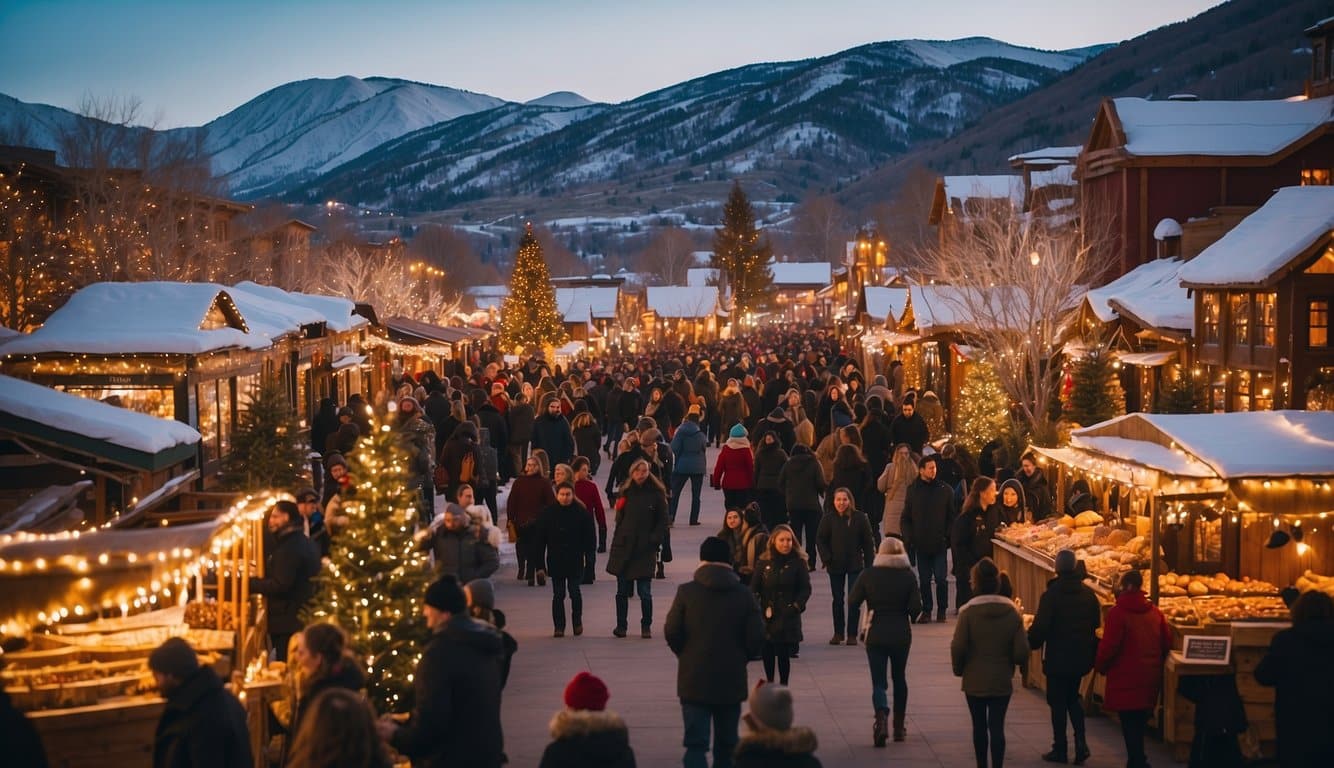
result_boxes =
[383,316,477,344]
[331,354,367,370]
[1118,350,1177,367]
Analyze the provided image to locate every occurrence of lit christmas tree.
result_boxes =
[1067,347,1125,428]
[499,223,568,354]
[1156,368,1206,414]
[712,181,773,315]
[954,360,1012,453]
[305,422,431,713]
[220,381,305,490]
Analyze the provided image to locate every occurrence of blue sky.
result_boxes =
[0,0,1221,127]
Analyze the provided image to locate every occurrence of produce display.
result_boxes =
[1295,570,1334,597]
[996,519,1148,583]
[1154,571,1280,598]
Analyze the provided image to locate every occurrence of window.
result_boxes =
[1311,299,1330,348]
[1257,293,1276,348]
[1230,294,1251,347]
[1203,293,1221,345]
[1301,168,1331,186]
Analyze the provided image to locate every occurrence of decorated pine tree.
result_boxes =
[1067,347,1125,428]
[712,181,773,314]
[499,223,568,354]
[954,360,1012,453]
[305,423,431,713]
[220,381,305,490]
[1157,369,1206,414]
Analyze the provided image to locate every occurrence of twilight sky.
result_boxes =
[1,0,1221,128]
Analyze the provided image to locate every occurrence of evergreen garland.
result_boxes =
[499,223,568,353]
[220,381,304,491]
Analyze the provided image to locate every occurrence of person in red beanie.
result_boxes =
[538,672,636,768]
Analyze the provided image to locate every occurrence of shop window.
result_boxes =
[1191,508,1224,567]
[1234,370,1251,412]
[1311,299,1330,348]
[59,386,175,420]
[1229,294,1251,347]
[1202,292,1221,344]
[1257,293,1276,347]
[1301,168,1332,186]
[198,382,219,464]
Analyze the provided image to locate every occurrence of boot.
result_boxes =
[1041,747,1068,763]
[1072,737,1090,766]
[892,710,906,742]
[597,526,607,553]
[655,561,666,579]
[873,709,889,748]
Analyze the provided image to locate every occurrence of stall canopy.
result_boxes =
[383,316,479,345]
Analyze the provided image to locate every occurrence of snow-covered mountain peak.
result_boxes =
[898,37,1094,72]
[525,91,597,108]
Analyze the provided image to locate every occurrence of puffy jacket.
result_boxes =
[950,595,1029,697]
[538,710,636,768]
[670,419,709,475]
[605,480,668,581]
[507,402,535,446]
[733,727,823,768]
[849,552,922,649]
[751,412,797,454]
[712,440,755,491]
[249,527,320,635]
[718,391,749,434]
[752,443,788,492]
[949,505,1000,578]
[1254,619,1334,766]
[816,509,875,575]
[778,447,826,512]
[750,551,811,644]
[901,478,955,556]
[531,413,576,470]
[534,501,597,580]
[1095,589,1172,712]
[664,564,766,706]
[1027,573,1102,679]
[889,412,929,454]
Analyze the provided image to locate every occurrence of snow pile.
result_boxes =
[233,281,362,332]
[942,175,1024,211]
[686,268,719,287]
[0,374,200,454]
[1153,218,1183,240]
[1113,96,1334,157]
[1180,186,1334,286]
[1030,165,1075,189]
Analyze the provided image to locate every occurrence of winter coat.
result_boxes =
[292,661,365,737]
[1095,589,1172,712]
[824,460,873,517]
[538,709,637,768]
[949,504,1000,578]
[532,412,576,470]
[1254,620,1334,767]
[752,443,789,491]
[507,402,536,446]
[814,434,839,481]
[859,411,893,475]
[605,445,648,499]
[507,474,557,528]
[1027,573,1101,679]
[718,391,749,434]
[605,480,668,581]
[712,440,755,491]
[737,524,769,579]
[751,412,797,454]
[475,429,500,491]
[574,421,602,473]
[534,501,597,580]
[778,447,826,513]
[0,689,47,768]
[398,415,437,483]
[849,552,922,649]
[575,478,607,530]
[751,551,812,644]
[475,403,509,456]
[950,595,1029,698]
[718,525,746,570]
[616,389,644,429]
[152,667,252,768]
[733,727,823,768]
[1018,468,1055,520]
[392,615,505,768]
[876,465,912,537]
[816,509,875,575]
[664,564,766,706]
[670,419,709,475]
[249,527,320,635]
[889,412,929,454]
[902,478,955,556]
[438,425,481,495]
[424,521,500,582]
[998,477,1027,524]
[741,387,763,431]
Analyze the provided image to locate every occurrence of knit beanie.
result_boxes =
[729,424,747,439]
[148,637,199,679]
[564,671,610,711]
[878,536,906,556]
[747,681,794,731]
[700,536,731,564]
[465,578,495,612]
[424,575,467,613]
[1055,549,1077,576]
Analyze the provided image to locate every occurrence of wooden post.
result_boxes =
[1149,494,1160,603]
[238,523,249,670]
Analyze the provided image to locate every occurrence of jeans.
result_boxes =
[829,571,861,637]
[1118,708,1151,768]
[682,701,740,768]
[867,643,910,713]
[615,575,652,630]
[551,576,582,631]
[670,473,704,524]
[1046,673,1086,751]
[789,508,821,569]
[917,551,949,615]
[966,694,1011,768]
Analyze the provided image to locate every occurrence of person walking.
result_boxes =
[538,672,636,768]
[816,487,876,646]
[419,503,500,582]
[533,482,598,638]
[1095,570,1172,768]
[670,405,710,526]
[751,524,811,685]
[902,454,955,623]
[734,682,822,768]
[1254,590,1334,767]
[889,396,929,455]
[507,455,557,586]
[606,459,669,639]
[849,536,922,746]
[736,503,770,582]
[249,500,320,661]
[149,637,252,768]
[778,444,825,571]
[713,424,756,511]
[1027,549,1101,765]
[877,443,916,546]
[532,394,577,476]
[717,378,749,445]
[951,478,1001,611]
[571,410,602,476]
[664,536,767,768]
[507,392,536,477]
[395,395,438,525]
[752,431,789,530]
[951,558,1029,768]
[572,456,608,558]
[824,443,873,525]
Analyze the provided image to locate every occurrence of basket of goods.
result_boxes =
[184,600,237,630]
[1193,595,1289,623]
[1295,570,1334,597]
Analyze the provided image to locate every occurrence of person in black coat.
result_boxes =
[778,444,826,570]
[816,488,876,645]
[249,500,320,661]
[424,389,454,455]
[507,393,536,477]
[474,400,511,480]
[606,461,669,638]
[381,577,505,768]
[823,444,875,525]
[888,398,929,455]
[0,684,47,768]
[539,672,636,768]
[1018,453,1055,520]
[950,478,1002,610]
[752,433,790,531]
[149,638,252,768]
[734,682,822,768]
[850,537,922,745]
[532,396,577,476]
[900,454,956,623]
[1027,549,1102,764]
[1254,590,1334,768]
[534,483,598,637]
[752,408,797,454]
[420,504,500,582]
[664,537,767,768]
[437,421,481,503]
[751,525,812,685]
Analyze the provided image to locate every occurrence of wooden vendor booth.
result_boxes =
[0,494,291,768]
[1004,411,1334,760]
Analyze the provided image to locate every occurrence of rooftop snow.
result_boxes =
[1084,257,1187,325]
[555,286,619,321]
[864,286,909,324]
[232,281,362,332]
[646,286,719,318]
[908,285,1031,333]
[0,374,200,454]
[769,262,832,287]
[1113,95,1334,157]
[1030,165,1075,189]
[686,268,719,287]
[1008,145,1081,163]
[1072,435,1217,478]
[1179,186,1334,286]
[942,175,1024,210]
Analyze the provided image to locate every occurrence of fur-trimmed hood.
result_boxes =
[549,708,629,740]
[873,552,912,569]
[736,725,819,756]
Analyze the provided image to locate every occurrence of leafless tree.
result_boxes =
[876,165,938,271]
[0,166,73,330]
[305,241,461,324]
[638,226,695,285]
[792,194,848,264]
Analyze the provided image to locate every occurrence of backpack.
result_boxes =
[459,449,476,484]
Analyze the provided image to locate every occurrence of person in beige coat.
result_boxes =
[876,443,917,543]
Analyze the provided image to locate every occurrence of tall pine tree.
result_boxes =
[220,381,305,490]
[305,423,432,713]
[712,182,773,315]
[954,360,1012,453]
[499,223,568,354]
[1067,347,1125,428]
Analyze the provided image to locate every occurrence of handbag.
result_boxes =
[858,608,875,643]
[507,520,518,543]
[432,464,449,492]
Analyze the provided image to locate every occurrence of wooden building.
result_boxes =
[927,174,1025,250]
[768,261,833,324]
[643,286,723,345]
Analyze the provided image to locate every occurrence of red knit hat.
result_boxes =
[563,671,610,711]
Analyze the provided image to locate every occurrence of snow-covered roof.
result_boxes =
[555,286,619,322]
[1153,218,1183,240]
[942,175,1024,210]
[1179,186,1334,287]
[0,374,200,454]
[769,262,832,287]
[1072,435,1217,478]
[1084,257,1188,329]
[232,281,362,333]
[863,286,909,324]
[1112,95,1334,157]
[1030,165,1075,189]
[907,285,1030,333]
[1075,411,1334,479]
[646,286,719,318]
[1009,145,1081,164]
[690,251,714,266]
[686,268,719,287]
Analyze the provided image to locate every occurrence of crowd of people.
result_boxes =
[4,328,1331,768]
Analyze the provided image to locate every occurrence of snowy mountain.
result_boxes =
[525,91,597,108]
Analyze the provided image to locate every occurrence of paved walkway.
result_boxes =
[492,446,1176,767]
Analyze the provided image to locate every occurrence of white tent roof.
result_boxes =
[769,262,832,287]
[908,285,1031,333]
[555,286,619,321]
[1084,257,1189,330]
[646,286,719,319]
[863,286,909,324]
[0,374,200,454]
[1179,186,1334,287]
[1112,95,1334,157]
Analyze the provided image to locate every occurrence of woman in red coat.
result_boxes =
[507,455,557,587]
[1095,570,1171,768]
[712,423,755,511]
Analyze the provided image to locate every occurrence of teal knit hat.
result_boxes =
[729,424,747,439]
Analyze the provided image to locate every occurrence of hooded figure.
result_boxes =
[998,478,1027,525]
[539,673,636,768]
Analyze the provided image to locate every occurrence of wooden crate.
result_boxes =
[29,697,163,768]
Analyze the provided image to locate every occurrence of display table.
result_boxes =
[992,539,1055,613]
